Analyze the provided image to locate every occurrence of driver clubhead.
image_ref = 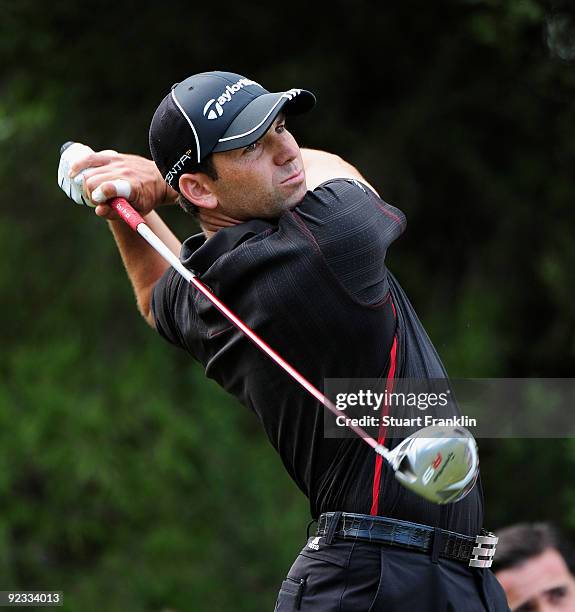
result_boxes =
[389,425,479,504]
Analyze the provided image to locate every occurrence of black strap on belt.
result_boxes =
[324,511,342,545]
[315,512,498,568]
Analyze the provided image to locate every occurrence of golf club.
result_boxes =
[60,141,479,505]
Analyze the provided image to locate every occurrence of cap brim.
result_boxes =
[212,89,315,153]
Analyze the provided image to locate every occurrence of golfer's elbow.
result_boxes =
[137,287,156,329]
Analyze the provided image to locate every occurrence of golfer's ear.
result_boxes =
[179,173,218,209]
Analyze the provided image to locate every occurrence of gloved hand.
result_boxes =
[58,142,177,220]
[58,142,99,207]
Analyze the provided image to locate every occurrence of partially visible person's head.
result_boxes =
[493,523,575,611]
[149,71,315,226]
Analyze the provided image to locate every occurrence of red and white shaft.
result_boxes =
[110,197,389,459]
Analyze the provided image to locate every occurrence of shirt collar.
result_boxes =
[180,219,275,274]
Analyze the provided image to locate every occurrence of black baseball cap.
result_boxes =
[149,71,316,192]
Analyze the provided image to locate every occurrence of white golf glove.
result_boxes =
[58,142,96,207]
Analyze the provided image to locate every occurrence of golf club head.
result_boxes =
[389,426,479,504]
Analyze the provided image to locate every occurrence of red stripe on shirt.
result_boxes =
[370,302,398,516]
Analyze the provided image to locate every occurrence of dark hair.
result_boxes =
[176,154,219,217]
[492,522,575,575]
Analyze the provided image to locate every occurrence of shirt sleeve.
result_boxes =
[293,179,407,304]
[150,267,184,347]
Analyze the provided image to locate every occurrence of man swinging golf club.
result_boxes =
[58,71,509,610]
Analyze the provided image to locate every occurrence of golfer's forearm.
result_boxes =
[301,148,378,194]
[140,210,182,254]
[107,211,181,326]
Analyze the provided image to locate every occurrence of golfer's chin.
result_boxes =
[256,183,307,219]
[281,182,308,211]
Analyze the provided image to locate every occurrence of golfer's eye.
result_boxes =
[548,586,568,603]
[275,122,286,134]
[244,141,260,154]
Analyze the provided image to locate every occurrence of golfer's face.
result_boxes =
[211,113,307,220]
[496,548,575,611]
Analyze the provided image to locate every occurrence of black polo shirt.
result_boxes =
[151,179,483,535]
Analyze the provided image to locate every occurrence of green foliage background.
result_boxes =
[1,0,575,609]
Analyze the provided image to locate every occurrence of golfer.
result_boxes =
[65,71,509,611]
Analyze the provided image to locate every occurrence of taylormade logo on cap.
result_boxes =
[202,77,259,120]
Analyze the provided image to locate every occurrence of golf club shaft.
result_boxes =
[109,197,390,459]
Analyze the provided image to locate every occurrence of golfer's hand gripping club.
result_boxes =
[58,142,479,505]
[58,142,97,206]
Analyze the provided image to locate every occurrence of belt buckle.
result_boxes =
[469,532,498,568]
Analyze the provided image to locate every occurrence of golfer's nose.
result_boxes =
[273,132,299,166]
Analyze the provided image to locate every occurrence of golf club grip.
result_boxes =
[60,141,74,155]
[109,197,145,231]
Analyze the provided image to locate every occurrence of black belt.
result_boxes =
[315,512,497,568]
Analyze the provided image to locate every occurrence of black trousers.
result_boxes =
[274,536,510,611]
